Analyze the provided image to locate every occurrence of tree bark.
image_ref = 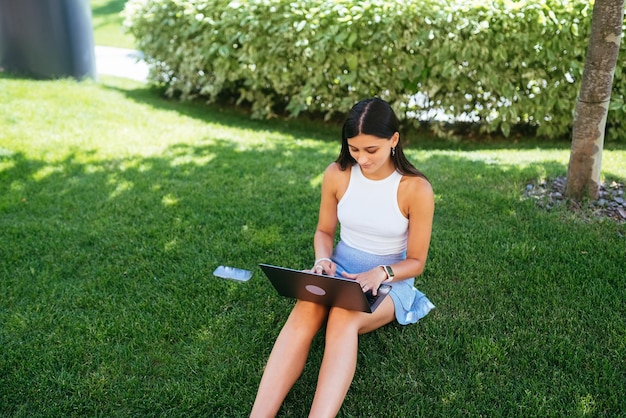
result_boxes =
[565,0,624,200]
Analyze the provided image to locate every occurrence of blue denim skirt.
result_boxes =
[331,241,435,325]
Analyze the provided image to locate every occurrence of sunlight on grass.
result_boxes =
[1,160,16,173]
[170,154,216,167]
[162,193,179,207]
[108,178,133,199]
[578,393,597,415]
[32,165,66,181]
[91,0,135,48]
[309,172,324,189]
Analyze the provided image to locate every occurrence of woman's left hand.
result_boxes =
[341,267,387,296]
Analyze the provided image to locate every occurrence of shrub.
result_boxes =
[123,0,626,141]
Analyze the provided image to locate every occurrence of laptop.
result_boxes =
[259,263,391,313]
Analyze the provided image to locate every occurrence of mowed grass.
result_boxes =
[91,0,135,49]
[1,74,625,417]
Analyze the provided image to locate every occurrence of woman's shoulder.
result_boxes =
[398,175,434,218]
[322,162,351,198]
[323,162,351,180]
[400,174,434,200]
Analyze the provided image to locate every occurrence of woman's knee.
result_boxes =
[326,301,394,335]
[284,300,329,334]
[325,307,360,334]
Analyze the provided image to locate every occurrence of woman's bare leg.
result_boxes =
[250,301,329,418]
[308,298,395,418]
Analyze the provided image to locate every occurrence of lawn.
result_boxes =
[0,73,625,417]
[2,1,626,415]
[91,0,136,49]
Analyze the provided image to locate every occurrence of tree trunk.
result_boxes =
[565,0,624,200]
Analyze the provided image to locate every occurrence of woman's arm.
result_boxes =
[394,175,435,279]
[312,163,346,276]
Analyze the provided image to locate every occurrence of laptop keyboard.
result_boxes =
[364,285,391,307]
[364,290,378,305]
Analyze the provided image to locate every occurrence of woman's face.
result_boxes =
[347,133,398,179]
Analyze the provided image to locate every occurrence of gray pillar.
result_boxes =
[0,0,96,79]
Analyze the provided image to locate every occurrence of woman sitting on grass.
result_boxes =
[250,97,435,417]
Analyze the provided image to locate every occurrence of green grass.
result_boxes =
[1,74,625,417]
[91,0,135,48]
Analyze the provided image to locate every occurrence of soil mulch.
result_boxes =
[524,176,625,223]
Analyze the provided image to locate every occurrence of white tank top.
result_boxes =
[337,164,408,255]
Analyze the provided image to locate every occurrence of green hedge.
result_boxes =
[123,0,626,141]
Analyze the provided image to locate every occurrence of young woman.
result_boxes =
[250,98,435,417]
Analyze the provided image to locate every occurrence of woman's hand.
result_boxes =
[312,258,336,276]
[341,267,388,296]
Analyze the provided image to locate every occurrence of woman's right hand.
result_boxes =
[312,258,336,276]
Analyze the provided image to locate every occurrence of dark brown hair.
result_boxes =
[336,98,428,179]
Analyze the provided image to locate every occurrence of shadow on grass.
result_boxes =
[101,82,342,144]
[91,0,129,31]
[91,0,128,18]
[2,131,625,416]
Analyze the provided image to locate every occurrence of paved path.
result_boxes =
[95,45,148,82]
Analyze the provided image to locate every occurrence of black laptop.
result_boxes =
[259,263,391,313]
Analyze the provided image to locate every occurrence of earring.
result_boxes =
[391,147,396,157]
